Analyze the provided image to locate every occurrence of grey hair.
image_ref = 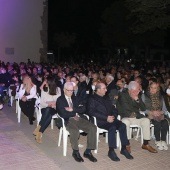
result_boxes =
[64,82,73,89]
[128,81,139,90]
[106,74,114,81]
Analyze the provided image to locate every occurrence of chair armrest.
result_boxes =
[92,116,97,125]
[57,114,66,129]
[83,114,89,120]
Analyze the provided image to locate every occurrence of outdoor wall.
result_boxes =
[0,0,44,63]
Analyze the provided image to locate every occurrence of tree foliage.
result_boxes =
[126,0,170,33]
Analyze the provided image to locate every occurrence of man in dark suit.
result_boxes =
[56,82,97,163]
[87,83,133,161]
[70,76,88,104]
[105,74,116,96]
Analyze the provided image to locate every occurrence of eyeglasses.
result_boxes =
[65,89,74,92]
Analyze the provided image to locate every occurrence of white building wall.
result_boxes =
[0,0,44,63]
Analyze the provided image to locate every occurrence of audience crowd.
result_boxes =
[0,59,170,162]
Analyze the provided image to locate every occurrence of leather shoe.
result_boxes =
[72,152,84,162]
[120,149,134,160]
[83,152,97,162]
[142,144,158,153]
[108,150,120,161]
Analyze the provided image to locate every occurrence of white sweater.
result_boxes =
[40,87,61,109]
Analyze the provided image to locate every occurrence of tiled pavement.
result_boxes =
[0,102,170,170]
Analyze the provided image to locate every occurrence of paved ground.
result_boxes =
[0,102,170,170]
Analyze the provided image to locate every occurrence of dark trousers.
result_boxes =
[19,98,36,122]
[100,120,129,148]
[66,118,97,150]
[152,119,169,141]
[39,107,56,133]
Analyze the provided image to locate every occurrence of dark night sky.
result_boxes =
[48,0,113,51]
[48,0,170,62]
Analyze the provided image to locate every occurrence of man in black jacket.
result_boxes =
[70,76,88,104]
[87,83,133,161]
[105,74,116,96]
[57,82,97,163]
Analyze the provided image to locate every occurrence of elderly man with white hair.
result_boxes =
[117,81,157,153]
[105,74,116,96]
[56,82,97,163]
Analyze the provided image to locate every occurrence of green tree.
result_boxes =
[126,0,170,33]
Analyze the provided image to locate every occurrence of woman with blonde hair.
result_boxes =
[19,73,37,124]
[142,81,169,150]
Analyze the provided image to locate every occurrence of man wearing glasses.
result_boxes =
[57,82,97,163]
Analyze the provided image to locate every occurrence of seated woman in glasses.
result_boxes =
[19,73,37,125]
[33,76,61,143]
[142,81,169,151]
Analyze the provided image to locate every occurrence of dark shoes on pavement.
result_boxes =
[142,144,158,153]
[72,152,84,162]
[72,151,97,163]
[120,149,134,160]
[108,150,120,161]
[83,152,97,162]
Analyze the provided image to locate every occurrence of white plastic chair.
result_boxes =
[16,98,21,123]
[51,114,58,129]
[35,103,57,129]
[57,114,87,156]
[129,125,143,145]
[92,116,120,153]
[16,96,40,124]
[57,114,69,156]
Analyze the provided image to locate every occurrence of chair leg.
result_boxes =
[51,119,54,129]
[16,100,18,114]
[150,126,154,139]
[94,129,99,154]
[105,132,108,143]
[166,132,168,144]
[116,131,121,151]
[130,128,132,139]
[135,128,140,140]
[140,128,143,145]
[63,130,68,156]
[18,106,21,123]
[58,128,63,147]
[10,96,13,106]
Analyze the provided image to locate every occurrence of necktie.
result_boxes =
[68,98,79,121]
[68,98,73,108]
